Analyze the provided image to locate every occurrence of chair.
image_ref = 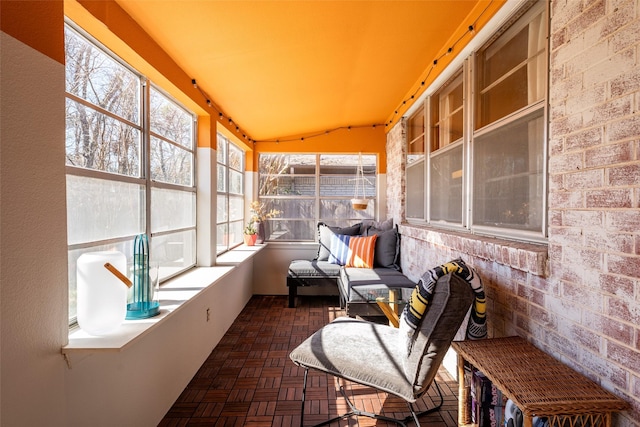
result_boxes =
[289,272,475,427]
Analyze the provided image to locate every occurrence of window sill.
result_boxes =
[62,244,264,355]
[216,243,266,265]
[398,223,548,277]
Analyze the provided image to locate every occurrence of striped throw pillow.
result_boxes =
[328,234,351,265]
[346,235,378,268]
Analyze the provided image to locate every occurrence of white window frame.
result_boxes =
[64,21,197,326]
[258,153,377,241]
[405,0,548,243]
[216,133,245,254]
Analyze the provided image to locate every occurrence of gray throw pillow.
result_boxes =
[365,225,400,270]
[359,218,393,235]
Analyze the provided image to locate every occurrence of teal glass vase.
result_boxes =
[126,234,160,319]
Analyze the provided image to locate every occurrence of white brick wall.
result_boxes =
[387,0,640,424]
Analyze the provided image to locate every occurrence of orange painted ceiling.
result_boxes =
[114,1,490,141]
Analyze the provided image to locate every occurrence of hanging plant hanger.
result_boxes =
[351,153,372,210]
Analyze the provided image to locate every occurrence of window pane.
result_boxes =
[473,109,544,231]
[259,154,315,196]
[151,136,193,186]
[217,194,228,222]
[319,154,376,198]
[319,154,375,170]
[260,154,315,173]
[263,198,315,219]
[229,169,243,195]
[151,188,195,232]
[217,223,229,254]
[320,199,374,221]
[228,220,243,247]
[150,88,193,149]
[407,108,425,170]
[229,195,244,222]
[440,80,464,147]
[479,66,529,126]
[228,144,243,171]
[65,27,139,123]
[217,135,227,164]
[259,175,316,196]
[66,175,144,245]
[406,160,425,219]
[66,99,141,177]
[267,219,315,241]
[431,72,463,152]
[407,108,425,144]
[476,5,546,128]
[430,145,463,223]
[151,229,196,280]
[217,165,227,192]
[319,175,375,197]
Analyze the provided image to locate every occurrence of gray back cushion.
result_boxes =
[403,273,474,397]
[365,225,400,270]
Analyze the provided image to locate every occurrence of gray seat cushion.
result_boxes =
[288,259,341,278]
[340,267,415,302]
[290,273,474,402]
[290,317,414,397]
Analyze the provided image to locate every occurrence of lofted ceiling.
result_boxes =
[114,0,491,141]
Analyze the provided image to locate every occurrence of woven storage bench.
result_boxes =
[452,336,629,427]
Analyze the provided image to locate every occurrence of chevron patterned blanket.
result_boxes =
[399,258,487,351]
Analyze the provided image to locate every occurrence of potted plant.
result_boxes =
[243,222,258,246]
[249,200,282,243]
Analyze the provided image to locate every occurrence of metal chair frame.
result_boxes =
[298,367,445,427]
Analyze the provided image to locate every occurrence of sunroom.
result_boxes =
[1,0,639,426]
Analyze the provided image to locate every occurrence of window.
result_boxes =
[216,133,245,254]
[65,23,196,324]
[430,71,464,225]
[472,3,546,235]
[405,1,547,242]
[258,154,376,241]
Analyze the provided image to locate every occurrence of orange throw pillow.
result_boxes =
[346,235,378,268]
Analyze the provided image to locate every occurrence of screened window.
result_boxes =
[216,133,245,254]
[65,23,196,324]
[406,108,425,219]
[476,4,547,129]
[258,154,376,241]
[405,1,547,241]
[430,72,464,225]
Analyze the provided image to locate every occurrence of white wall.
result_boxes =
[64,262,254,427]
[0,32,69,427]
[252,243,320,295]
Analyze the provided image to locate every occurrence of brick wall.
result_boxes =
[386,0,640,424]
[547,0,639,420]
[385,119,406,221]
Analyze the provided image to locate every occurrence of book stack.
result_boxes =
[470,368,508,427]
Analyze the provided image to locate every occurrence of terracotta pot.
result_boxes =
[244,234,257,246]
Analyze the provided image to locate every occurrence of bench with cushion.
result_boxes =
[287,219,415,318]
